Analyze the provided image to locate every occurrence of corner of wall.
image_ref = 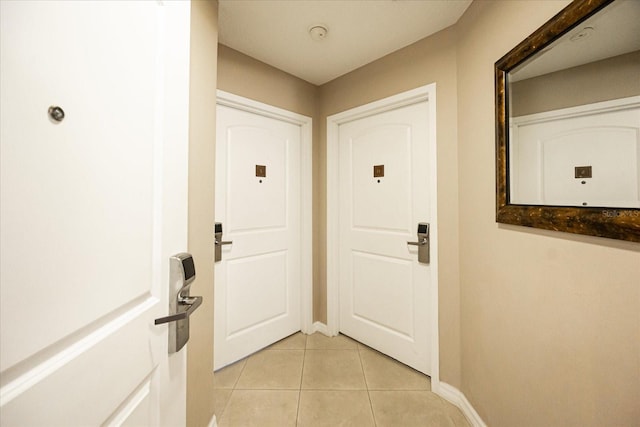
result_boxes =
[187,1,218,426]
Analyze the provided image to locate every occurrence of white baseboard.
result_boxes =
[207,414,217,427]
[436,382,486,427]
[311,321,333,336]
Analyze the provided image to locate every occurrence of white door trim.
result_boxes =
[326,84,440,387]
[215,90,313,335]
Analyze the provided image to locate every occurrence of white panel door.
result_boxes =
[214,103,301,370]
[510,100,640,207]
[339,101,431,374]
[0,2,191,426]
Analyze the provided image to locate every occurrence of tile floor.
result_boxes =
[214,332,471,427]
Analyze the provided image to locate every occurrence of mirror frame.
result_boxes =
[495,0,640,243]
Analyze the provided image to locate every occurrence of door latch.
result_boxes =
[407,222,430,264]
[214,222,233,262]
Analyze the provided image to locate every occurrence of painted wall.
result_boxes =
[217,45,319,118]
[511,50,640,116]
[456,1,640,425]
[318,26,462,388]
[187,1,217,426]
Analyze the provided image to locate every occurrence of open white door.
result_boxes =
[0,2,191,425]
[214,92,312,370]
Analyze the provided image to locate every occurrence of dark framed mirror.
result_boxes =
[495,0,640,242]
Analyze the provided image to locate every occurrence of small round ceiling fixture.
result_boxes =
[570,26,595,42]
[309,25,328,41]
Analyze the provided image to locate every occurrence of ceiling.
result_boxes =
[510,0,640,82]
[218,0,472,86]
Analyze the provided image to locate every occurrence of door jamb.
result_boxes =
[215,90,314,335]
[326,84,440,387]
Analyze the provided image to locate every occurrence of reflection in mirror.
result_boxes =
[508,0,640,208]
[495,0,640,242]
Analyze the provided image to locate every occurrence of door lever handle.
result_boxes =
[155,296,202,325]
[407,222,430,264]
[214,222,232,262]
[407,238,427,246]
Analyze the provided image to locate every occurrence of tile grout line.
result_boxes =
[294,334,307,426]
[232,358,248,390]
[358,342,379,427]
[215,357,249,423]
[225,358,248,422]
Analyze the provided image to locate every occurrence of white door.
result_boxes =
[0,2,191,425]
[338,100,432,374]
[214,97,307,370]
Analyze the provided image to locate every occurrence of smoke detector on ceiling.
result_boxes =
[309,25,328,41]
[570,26,595,42]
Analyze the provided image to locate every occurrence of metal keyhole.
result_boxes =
[48,106,65,122]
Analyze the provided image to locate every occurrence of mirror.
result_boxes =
[495,0,640,242]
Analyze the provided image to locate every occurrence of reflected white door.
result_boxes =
[214,99,304,370]
[338,101,432,374]
[0,2,191,425]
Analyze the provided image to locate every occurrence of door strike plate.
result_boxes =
[256,165,266,178]
[373,165,384,178]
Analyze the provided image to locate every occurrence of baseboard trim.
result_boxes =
[207,414,217,427]
[311,321,333,336]
[436,382,486,427]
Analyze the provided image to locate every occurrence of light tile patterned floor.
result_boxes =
[214,332,471,427]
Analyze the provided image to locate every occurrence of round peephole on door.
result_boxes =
[48,105,65,123]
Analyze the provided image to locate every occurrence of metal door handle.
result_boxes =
[407,222,430,264]
[407,238,427,246]
[155,296,202,325]
[153,253,202,353]
[214,238,232,263]
[214,222,232,262]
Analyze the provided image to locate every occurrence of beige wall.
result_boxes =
[318,26,462,387]
[217,45,319,118]
[217,45,323,319]
[511,50,640,116]
[187,1,217,426]
[456,1,640,426]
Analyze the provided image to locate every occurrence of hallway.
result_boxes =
[214,332,470,427]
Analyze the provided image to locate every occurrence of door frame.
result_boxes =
[326,84,440,387]
[215,89,314,336]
